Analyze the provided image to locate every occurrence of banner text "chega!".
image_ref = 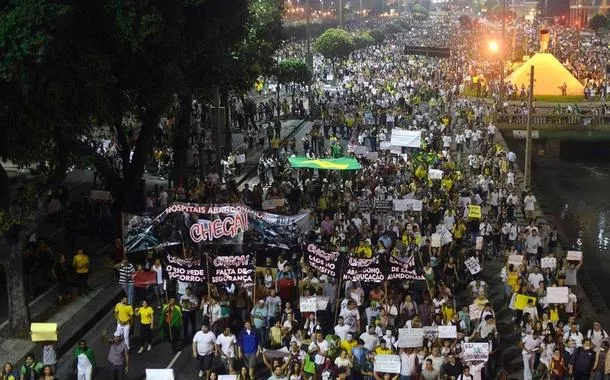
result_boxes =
[190,213,249,243]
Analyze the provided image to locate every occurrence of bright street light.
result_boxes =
[488,40,499,53]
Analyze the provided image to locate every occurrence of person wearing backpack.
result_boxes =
[19,353,43,380]
[587,321,609,350]
[569,339,596,380]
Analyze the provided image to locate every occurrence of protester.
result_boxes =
[72,340,96,380]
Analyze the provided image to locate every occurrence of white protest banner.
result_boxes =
[431,233,442,248]
[567,251,582,261]
[423,326,439,339]
[469,303,484,320]
[262,347,290,358]
[300,297,318,312]
[236,154,246,164]
[393,199,412,212]
[145,369,174,380]
[428,169,443,180]
[541,257,557,269]
[366,152,379,161]
[398,328,424,348]
[354,145,368,156]
[391,129,421,148]
[218,376,238,380]
[390,146,402,155]
[475,236,483,250]
[374,354,401,374]
[508,255,524,267]
[438,325,457,339]
[463,342,489,362]
[412,200,423,212]
[379,141,392,150]
[464,257,481,275]
[546,287,569,304]
[262,198,286,210]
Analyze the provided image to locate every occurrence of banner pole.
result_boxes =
[417,250,434,300]
[206,251,212,301]
[163,280,173,341]
[333,252,346,326]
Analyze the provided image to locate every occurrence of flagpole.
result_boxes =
[417,250,434,300]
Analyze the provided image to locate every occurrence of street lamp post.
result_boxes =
[306,0,313,70]
[524,65,534,189]
[499,0,506,111]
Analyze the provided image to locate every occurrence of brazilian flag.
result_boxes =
[412,152,438,166]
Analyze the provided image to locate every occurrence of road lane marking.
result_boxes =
[167,351,182,368]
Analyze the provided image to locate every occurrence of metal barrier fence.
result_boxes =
[496,114,610,125]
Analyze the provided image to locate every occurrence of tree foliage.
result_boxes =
[368,29,385,44]
[589,14,607,32]
[276,58,312,84]
[313,28,355,60]
[353,32,375,50]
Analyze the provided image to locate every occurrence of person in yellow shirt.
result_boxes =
[452,220,467,245]
[135,300,154,353]
[375,340,393,355]
[341,333,358,356]
[114,297,134,350]
[72,249,90,296]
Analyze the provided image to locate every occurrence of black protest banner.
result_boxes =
[209,253,255,284]
[374,200,392,212]
[342,255,385,283]
[387,255,425,281]
[165,254,206,283]
[306,243,342,278]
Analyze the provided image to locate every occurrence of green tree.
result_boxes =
[276,58,312,85]
[313,28,355,60]
[384,22,401,35]
[589,14,607,32]
[368,28,385,44]
[353,31,375,50]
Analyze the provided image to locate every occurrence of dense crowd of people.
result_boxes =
[5,11,607,380]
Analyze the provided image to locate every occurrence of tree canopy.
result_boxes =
[276,58,312,84]
[589,14,607,32]
[313,28,355,60]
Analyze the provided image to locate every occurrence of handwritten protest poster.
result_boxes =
[462,342,489,362]
[423,326,439,339]
[438,325,457,339]
[412,200,423,212]
[567,251,583,261]
[398,328,424,348]
[468,205,482,219]
[469,303,484,320]
[374,355,401,374]
[541,257,557,269]
[464,257,481,275]
[431,233,442,248]
[546,287,569,304]
[508,255,524,267]
[145,369,174,380]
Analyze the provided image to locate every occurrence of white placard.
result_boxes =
[219,376,238,380]
[546,287,569,304]
[380,141,391,150]
[390,146,402,155]
[354,145,368,156]
[469,303,484,320]
[566,251,582,261]
[541,257,557,269]
[391,129,421,148]
[300,297,317,312]
[423,326,439,339]
[236,154,246,164]
[366,152,379,161]
[508,255,524,267]
[393,199,412,212]
[146,369,174,380]
[464,257,481,275]
[438,325,457,339]
[475,236,483,250]
[428,169,443,180]
[462,342,489,362]
[459,197,472,207]
[412,200,423,212]
[398,328,424,348]
[431,233,442,248]
[299,296,329,312]
[374,354,401,374]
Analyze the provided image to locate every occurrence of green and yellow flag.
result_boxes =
[288,157,362,170]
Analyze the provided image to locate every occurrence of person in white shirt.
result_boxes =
[308,331,330,366]
[215,326,237,374]
[192,324,217,379]
[564,323,584,347]
[524,192,537,220]
[522,331,543,380]
[586,321,608,349]
[359,325,380,352]
[400,348,419,378]
[527,267,544,289]
[334,317,351,342]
